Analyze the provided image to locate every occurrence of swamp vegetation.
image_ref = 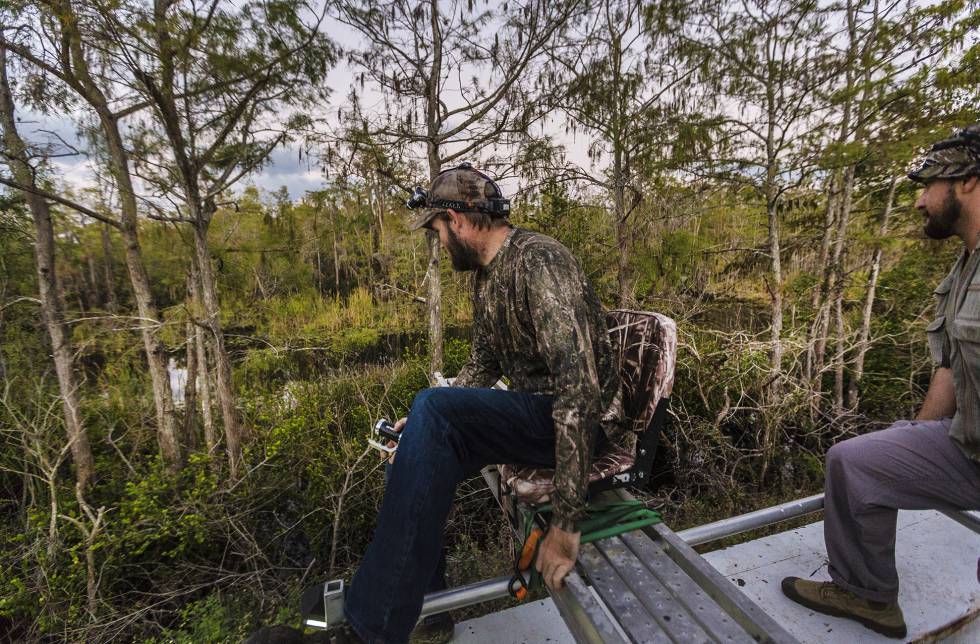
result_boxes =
[1,0,979,641]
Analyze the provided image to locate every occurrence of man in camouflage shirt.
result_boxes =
[781,125,980,639]
[332,164,621,644]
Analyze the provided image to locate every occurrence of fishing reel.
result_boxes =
[367,418,401,455]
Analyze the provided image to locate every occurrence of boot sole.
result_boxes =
[781,578,907,639]
[411,614,455,644]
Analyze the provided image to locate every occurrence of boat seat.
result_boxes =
[498,310,678,505]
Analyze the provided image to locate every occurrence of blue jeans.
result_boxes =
[383,458,447,601]
[344,387,558,643]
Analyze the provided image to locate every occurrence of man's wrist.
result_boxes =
[550,516,579,533]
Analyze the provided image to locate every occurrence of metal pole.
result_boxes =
[940,509,980,536]
[675,492,980,547]
[418,575,513,619]
[677,493,826,546]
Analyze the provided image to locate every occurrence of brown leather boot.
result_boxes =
[781,577,906,639]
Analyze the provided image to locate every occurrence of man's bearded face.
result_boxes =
[445,223,481,271]
[923,183,962,240]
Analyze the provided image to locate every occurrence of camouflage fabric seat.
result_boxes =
[498,310,678,505]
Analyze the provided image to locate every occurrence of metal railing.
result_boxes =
[675,493,980,546]
[677,493,826,546]
[402,491,980,621]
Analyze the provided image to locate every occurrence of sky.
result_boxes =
[19,59,348,203]
[12,7,592,209]
[14,1,948,209]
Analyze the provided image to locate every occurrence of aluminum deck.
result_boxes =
[455,508,980,643]
[482,466,798,643]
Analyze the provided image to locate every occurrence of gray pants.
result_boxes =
[825,418,980,602]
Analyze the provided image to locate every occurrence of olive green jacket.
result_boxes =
[926,248,980,462]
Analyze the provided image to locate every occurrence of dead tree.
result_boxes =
[0,42,94,489]
[2,5,183,469]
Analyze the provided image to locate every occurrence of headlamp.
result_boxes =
[406,186,428,210]
[404,163,511,216]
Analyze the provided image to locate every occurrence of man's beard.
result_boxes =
[445,226,481,271]
[924,185,962,240]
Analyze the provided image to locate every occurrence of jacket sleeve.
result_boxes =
[521,245,602,532]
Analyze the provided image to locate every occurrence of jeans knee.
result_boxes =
[405,388,466,468]
[411,387,454,418]
[411,387,434,411]
[407,388,456,443]
[828,430,890,483]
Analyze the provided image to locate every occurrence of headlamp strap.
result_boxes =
[428,197,511,215]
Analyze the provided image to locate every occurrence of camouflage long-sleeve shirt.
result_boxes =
[454,228,621,531]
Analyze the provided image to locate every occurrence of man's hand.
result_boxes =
[534,525,580,591]
[381,417,407,464]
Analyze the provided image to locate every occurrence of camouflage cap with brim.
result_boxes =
[409,208,444,231]
[908,124,980,183]
[408,163,508,230]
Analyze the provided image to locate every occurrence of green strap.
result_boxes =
[514,499,662,594]
[532,500,662,540]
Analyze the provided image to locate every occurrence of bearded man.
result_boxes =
[312,163,623,644]
[781,125,980,639]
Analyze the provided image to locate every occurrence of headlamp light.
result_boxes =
[406,186,428,210]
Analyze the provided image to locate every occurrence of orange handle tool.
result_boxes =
[518,528,544,571]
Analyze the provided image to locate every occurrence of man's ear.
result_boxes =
[961,176,979,194]
[446,208,464,230]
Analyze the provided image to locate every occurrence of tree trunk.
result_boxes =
[613,158,630,306]
[808,301,831,420]
[86,253,98,310]
[108,125,182,470]
[188,264,218,454]
[811,174,838,309]
[101,223,117,313]
[828,1,862,415]
[806,168,841,423]
[764,109,783,401]
[611,26,630,308]
[616,211,630,306]
[37,0,182,470]
[49,3,182,469]
[193,304,217,454]
[425,0,444,379]
[333,221,341,293]
[848,175,897,409]
[372,179,385,253]
[0,46,95,489]
[183,320,199,452]
[766,194,783,394]
[840,0,881,411]
[191,214,243,476]
[313,203,323,293]
[830,164,856,413]
[760,71,783,481]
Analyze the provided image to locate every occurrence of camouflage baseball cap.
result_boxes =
[908,124,980,183]
[407,163,510,230]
